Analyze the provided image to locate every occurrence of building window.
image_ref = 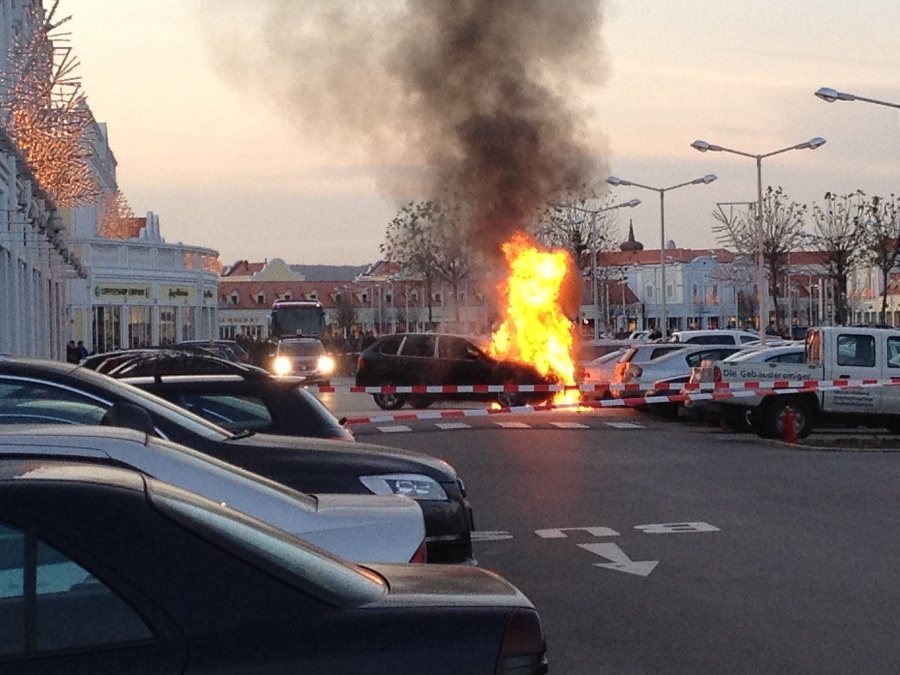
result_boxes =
[127,306,151,348]
[92,306,121,353]
[159,306,176,346]
[646,285,653,300]
[256,293,265,305]
[434,292,442,304]
[229,292,239,305]
[282,291,292,300]
[361,292,369,303]
[308,291,318,300]
[666,284,674,299]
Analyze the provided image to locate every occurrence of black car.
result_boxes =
[0,356,474,564]
[79,349,355,441]
[356,333,556,410]
[0,458,547,674]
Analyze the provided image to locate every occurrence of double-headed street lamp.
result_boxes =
[557,198,641,339]
[690,137,826,343]
[815,87,900,110]
[606,174,717,338]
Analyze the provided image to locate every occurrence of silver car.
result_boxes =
[613,344,745,398]
[0,425,427,563]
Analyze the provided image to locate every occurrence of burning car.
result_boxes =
[355,333,557,410]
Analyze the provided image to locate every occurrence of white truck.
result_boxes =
[694,326,900,439]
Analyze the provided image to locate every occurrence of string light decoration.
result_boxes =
[0,0,101,207]
[96,188,135,238]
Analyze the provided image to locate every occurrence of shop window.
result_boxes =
[159,306,176,346]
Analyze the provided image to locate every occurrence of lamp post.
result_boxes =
[557,199,641,339]
[561,199,641,340]
[606,174,717,339]
[690,137,826,343]
[815,87,900,110]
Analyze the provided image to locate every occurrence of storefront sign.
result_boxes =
[161,285,196,302]
[94,283,151,300]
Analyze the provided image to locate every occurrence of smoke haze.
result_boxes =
[198,0,608,257]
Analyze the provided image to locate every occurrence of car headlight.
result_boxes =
[272,356,293,376]
[359,474,448,501]
[317,354,336,375]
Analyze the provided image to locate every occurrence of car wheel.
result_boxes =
[409,395,434,409]
[373,382,406,410]
[761,397,812,439]
[497,390,524,407]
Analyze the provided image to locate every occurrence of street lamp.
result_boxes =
[690,137,826,343]
[556,198,641,339]
[815,87,900,110]
[606,174,717,339]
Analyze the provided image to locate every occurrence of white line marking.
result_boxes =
[495,422,531,429]
[551,422,589,429]
[376,426,413,433]
[471,531,514,541]
[435,422,472,430]
[605,422,644,429]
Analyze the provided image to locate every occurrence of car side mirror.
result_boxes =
[100,402,157,436]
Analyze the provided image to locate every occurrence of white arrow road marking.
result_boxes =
[376,426,413,433]
[578,543,659,576]
[535,526,620,539]
[471,531,514,541]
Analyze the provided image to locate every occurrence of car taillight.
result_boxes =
[713,366,722,382]
[495,608,548,675]
[356,356,365,371]
[630,365,643,378]
[409,540,427,564]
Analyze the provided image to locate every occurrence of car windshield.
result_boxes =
[278,342,324,357]
[148,478,386,606]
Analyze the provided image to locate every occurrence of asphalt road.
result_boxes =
[326,396,900,675]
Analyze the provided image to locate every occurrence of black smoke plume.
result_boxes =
[200,0,608,257]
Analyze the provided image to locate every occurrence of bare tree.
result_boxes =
[859,194,900,324]
[808,191,868,325]
[532,192,622,265]
[381,199,479,328]
[334,293,357,339]
[712,186,808,325]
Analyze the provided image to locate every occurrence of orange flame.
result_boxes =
[489,232,579,404]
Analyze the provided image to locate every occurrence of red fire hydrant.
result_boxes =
[782,406,797,444]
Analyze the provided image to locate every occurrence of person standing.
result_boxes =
[66,340,79,364]
[77,341,89,360]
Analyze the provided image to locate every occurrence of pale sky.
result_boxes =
[64,0,900,267]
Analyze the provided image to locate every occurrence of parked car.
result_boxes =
[613,344,746,398]
[79,349,355,440]
[580,348,627,401]
[356,333,556,410]
[610,343,687,388]
[0,425,426,563]
[179,338,251,363]
[270,337,336,384]
[577,338,632,364]
[0,458,548,674]
[0,356,474,564]
[666,329,760,345]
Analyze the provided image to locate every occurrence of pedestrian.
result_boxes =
[648,328,662,341]
[765,321,779,337]
[65,340,79,364]
[77,341,89,360]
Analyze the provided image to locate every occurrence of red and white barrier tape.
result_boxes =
[310,377,900,396]
[341,380,900,425]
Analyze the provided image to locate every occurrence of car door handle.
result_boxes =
[838,374,849,379]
